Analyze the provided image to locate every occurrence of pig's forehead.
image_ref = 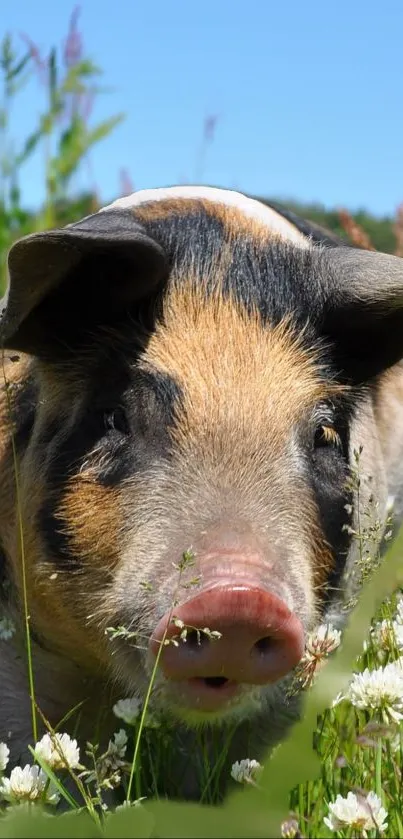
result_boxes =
[100,186,310,247]
[98,187,323,326]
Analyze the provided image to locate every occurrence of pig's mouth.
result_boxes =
[201,676,229,688]
[183,676,239,711]
[163,674,253,720]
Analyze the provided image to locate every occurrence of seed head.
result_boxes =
[230,758,262,785]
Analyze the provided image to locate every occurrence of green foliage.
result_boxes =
[0,22,124,294]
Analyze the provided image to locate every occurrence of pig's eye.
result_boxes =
[103,407,130,436]
[314,424,342,451]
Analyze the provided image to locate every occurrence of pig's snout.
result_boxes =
[150,585,305,712]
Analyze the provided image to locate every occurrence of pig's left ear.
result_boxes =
[0,209,167,354]
[322,247,403,383]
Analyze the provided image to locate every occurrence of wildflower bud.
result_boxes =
[172,617,185,629]
[281,817,302,838]
[113,698,141,726]
[230,758,262,785]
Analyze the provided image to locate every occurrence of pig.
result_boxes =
[1,185,403,799]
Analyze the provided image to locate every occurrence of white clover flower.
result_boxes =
[113,697,141,726]
[324,791,387,835]
[230,758,262,784]
[0,742,10,772]
[0,764,59,805]
[0,617,15,641]
[34,732,80,771]
[348,659,403,724]
[371,618,403,652]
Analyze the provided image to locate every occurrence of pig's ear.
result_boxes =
[0,209,167,354]
[322,247,403,382]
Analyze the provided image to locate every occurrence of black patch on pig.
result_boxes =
[307,392,370,607]
[38,366,181,567]
[0,542,7,593]
[139,208,335,361]
[37,416,65,448]
[6,376,37,452]
[310,428,352,605]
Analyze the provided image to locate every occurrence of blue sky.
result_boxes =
[3,0,403,215]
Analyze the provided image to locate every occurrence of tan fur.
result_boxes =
[374,364,403,475]
[371,363,403,522]
[55,478,122,571]
[22,499,121,672]
[320,425,342,448]
[0,352,31,566]
[0,354,120,671]
[143,282,341,591]
[21,478,124,669]
[134,197,207,222]
[145,281,339,452]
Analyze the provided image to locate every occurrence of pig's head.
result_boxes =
[2,187,403,727]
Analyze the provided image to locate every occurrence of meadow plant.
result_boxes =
[0,6,124,293]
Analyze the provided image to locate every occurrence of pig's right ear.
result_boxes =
[0,209,167,355]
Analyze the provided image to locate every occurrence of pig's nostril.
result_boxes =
[254,636,274,655]
[186,630,209,650]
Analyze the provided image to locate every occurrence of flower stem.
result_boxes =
[375,736,382,802]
